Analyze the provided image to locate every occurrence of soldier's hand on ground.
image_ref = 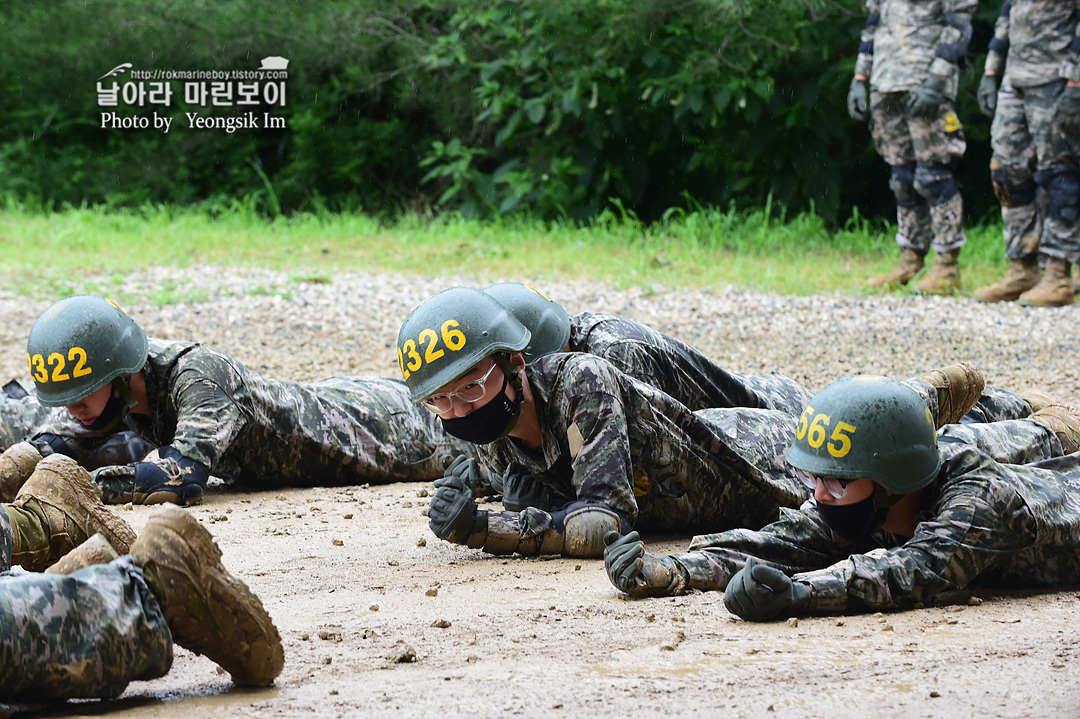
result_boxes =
[603,531,684,597]
[906,75,947,118]
[91,454,205,506]
[428,476,480,544]
[1054,83,1080,133]
[847,77,869,122]
[26,438,55,458]
[723,557,810,622]
[977,74,999,118]
[501,472,550,512]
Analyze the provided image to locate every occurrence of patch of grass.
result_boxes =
[0,202,1014,301]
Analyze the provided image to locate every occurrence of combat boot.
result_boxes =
[44,533,119,575]
[1021,390,1065,415]
[919,362,985,428]
[867,247,925,288]
[915,249,961,294]
[130,504,285,687]
[1030,405,1080,453]
[6,454,136,572]
[1019,258,1074,307]
[973,257,1041,303]
[0,441,44,503]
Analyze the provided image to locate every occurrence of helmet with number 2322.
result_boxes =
[26,295,148,407]
[785,375,941,495]
[397,286,531,402]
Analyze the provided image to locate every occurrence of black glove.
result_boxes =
[977,74,999,118]
[27,438,55,458]
[90,447,207,506]
[723,557,811,622]
[501,472,551,512]
[443,454,489,494]
[428,475,481,544]
[847,77,869,122]
[906,75,948,118]
[603,531,685,597]
[1055,84,1080,134]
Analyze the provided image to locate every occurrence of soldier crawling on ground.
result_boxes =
[16,294,477,506]
[398,286,990,559]
[603,376,1080,621]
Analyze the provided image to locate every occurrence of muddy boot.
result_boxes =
[6,455,136,571]
[920,362,985,428]
[1019,258,1074,307]
[915,249,962,294]
[1021,390,1065,415]
[44,533,119,575]
[130,504,285,687]
[867,247,925,288]
[973,257,1041,303]
[0,442,45,503]
[1030,405,1080,453]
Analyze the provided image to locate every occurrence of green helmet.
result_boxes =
[26,295,148,407]
[397,287,531,402]
[785,376,941,494]
[483,282,570,363]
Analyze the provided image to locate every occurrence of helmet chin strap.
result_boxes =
[112,376,138,410]
[491,352,525,439]
[83,377,138,434]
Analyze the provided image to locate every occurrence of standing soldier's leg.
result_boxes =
[976,82,1042,302]
[0,560,173,707]
[867,92,930,288]
[911,104,967,294]
[1021,82,1080,307]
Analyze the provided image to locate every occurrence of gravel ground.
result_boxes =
[2,266,1076,403]
[1,267,1079,719]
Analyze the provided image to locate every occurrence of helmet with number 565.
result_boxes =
[397,287,531,402]
[785,376,941,494]
[26,295,148,407]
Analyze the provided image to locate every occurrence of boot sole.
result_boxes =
[131,505,284,686]
[19,455,136,554]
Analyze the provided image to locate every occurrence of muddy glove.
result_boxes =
[906,75,947,118]
[723,556,810,622]
[847,77,869,122]
[1055,84,1080,134]
[443,454,489,495]
[91,446,206,506]
[603,531,686,597]
[501,472,551,512]
[977,74,999,118]
[429,475,482,544]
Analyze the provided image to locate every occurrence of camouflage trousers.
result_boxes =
[739,372,813,417]
[0,395,51,452]
[992,80,1080,262]
[0,557,172,716]
[870,91,967,254]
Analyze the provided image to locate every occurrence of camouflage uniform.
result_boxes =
[857,0,975,254]
[567,312,811,416]
[473,352,813,554]
[665,417,1080,612]
[0,509,172,714]
[41,339,474,489]
[985,0,1080,264]
[0,394,51,451]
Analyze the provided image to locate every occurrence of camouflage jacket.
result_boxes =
[984,0,1080,86]
[0,395,53,450]
[42,339,471,486]
[855,0,978,94]
[567,312,808,415]
[477,353,809,536]
[674,436,1080,613]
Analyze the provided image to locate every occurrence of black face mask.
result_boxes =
[84,388,130,433]
[440,374,522,445]
[816,495,886,543]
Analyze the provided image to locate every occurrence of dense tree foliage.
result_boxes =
[0,0,1000,223]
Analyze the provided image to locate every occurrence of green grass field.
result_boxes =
[0,202,1011,303]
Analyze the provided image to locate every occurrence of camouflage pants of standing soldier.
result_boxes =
[992,80,1080,264]
[870,91,967,254]
[0,509,172,715]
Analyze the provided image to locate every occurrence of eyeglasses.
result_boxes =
[798,471,855,499]
[421,362,500,415]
